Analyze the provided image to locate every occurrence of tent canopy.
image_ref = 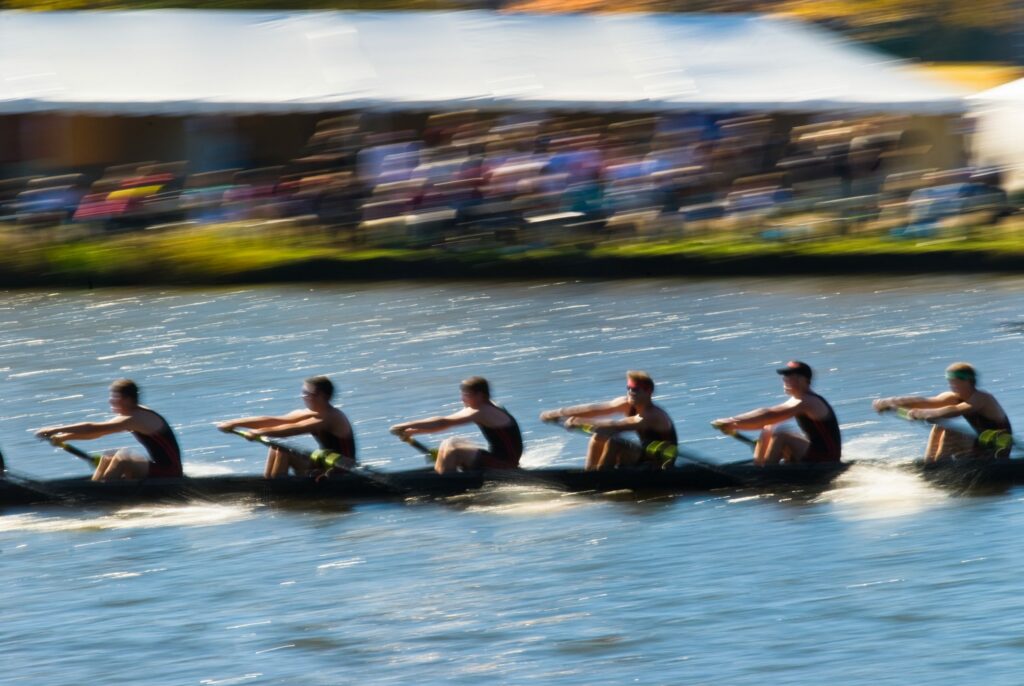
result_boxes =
[0,10,969,116]
[970,78,1024,191]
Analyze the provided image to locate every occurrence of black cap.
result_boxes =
[776,360,812,380]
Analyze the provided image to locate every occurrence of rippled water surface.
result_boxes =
[4,278,1024,685]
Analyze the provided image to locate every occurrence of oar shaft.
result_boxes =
[403,437,439,460]
[54,441,100,466]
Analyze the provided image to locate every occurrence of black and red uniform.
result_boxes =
[628,405,678,460]
[131,408,183,478]
[795,391,842,463]
[477,403,522,469]
[963,406,1012,435]
[312,427,357,463]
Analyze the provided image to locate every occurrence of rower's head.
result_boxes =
[625,371,655,405]
[302,376,334,409]
[109,378,140,414]
[776,360,812,396]
[460,376,490,409]
[945,362,977,395]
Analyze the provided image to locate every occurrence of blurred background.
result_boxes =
[0,1,1021,251]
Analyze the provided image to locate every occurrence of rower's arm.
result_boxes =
[575,414,643,432]
[391,408,477,436]
[913,401,974,421]
[217,412,308,431]
[715,402,798,431]
[254,415,326,438]
[873,393,957,412]
[38,416,133,441]
[540,398,629,421]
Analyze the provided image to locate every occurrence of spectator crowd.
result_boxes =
[0,111,1014,247]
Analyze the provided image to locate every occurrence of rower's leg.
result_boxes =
[91,454,113,481]
[925,427,943,461]
[932,428,974,460]
[584,435,609,470]
[594,441,622,470]
[434,438,479,474]
[97,450,150,481]
[287,453,313,478]
[91,452,117,481]
[612,443,645,469]
[264,448,289,479]
[771,433,810,464]
[753,428,772,465]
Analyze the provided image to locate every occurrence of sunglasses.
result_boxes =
[626,385,649,393]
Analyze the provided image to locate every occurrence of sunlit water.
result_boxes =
[3,278,1024,684]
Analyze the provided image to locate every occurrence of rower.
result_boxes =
[712,361,841,466]
[217,375,355,479]
[873,362,1012,461]
[35,378,183,481]
[390,376,522,474]
[540,370,677,471]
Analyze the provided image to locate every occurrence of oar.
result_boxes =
[396,435,439,462]
[38,436,101,468]
[53,441,101,466]
[225,428,405,492]
[713,425,759,451]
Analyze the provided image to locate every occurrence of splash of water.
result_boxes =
[815,463,948,520]
[0,503,255,533]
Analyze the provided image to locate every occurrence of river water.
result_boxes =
[3,278,1024,685]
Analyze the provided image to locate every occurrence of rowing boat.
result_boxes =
[0,461,851,507]
[2,456,1022,508]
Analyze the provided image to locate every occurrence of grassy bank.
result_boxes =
[3,219,1024,288]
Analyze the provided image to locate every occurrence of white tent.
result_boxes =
[970,78,1024,191]
[0,10,968,116]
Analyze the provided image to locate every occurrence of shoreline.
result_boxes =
[3,224,1024,287]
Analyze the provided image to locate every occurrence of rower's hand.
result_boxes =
[905,408,929,421]
[539,410,562,423]
[711,419,737,434]
[872,399,892,413]
[390,425,412,440]
[216,422,237,433]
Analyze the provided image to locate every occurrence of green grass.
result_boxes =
[2,220,1024,287]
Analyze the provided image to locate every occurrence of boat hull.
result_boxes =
[5,457,1021,508]
[0,461,851,507]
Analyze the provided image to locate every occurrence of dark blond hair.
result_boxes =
[627,370,654,393]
